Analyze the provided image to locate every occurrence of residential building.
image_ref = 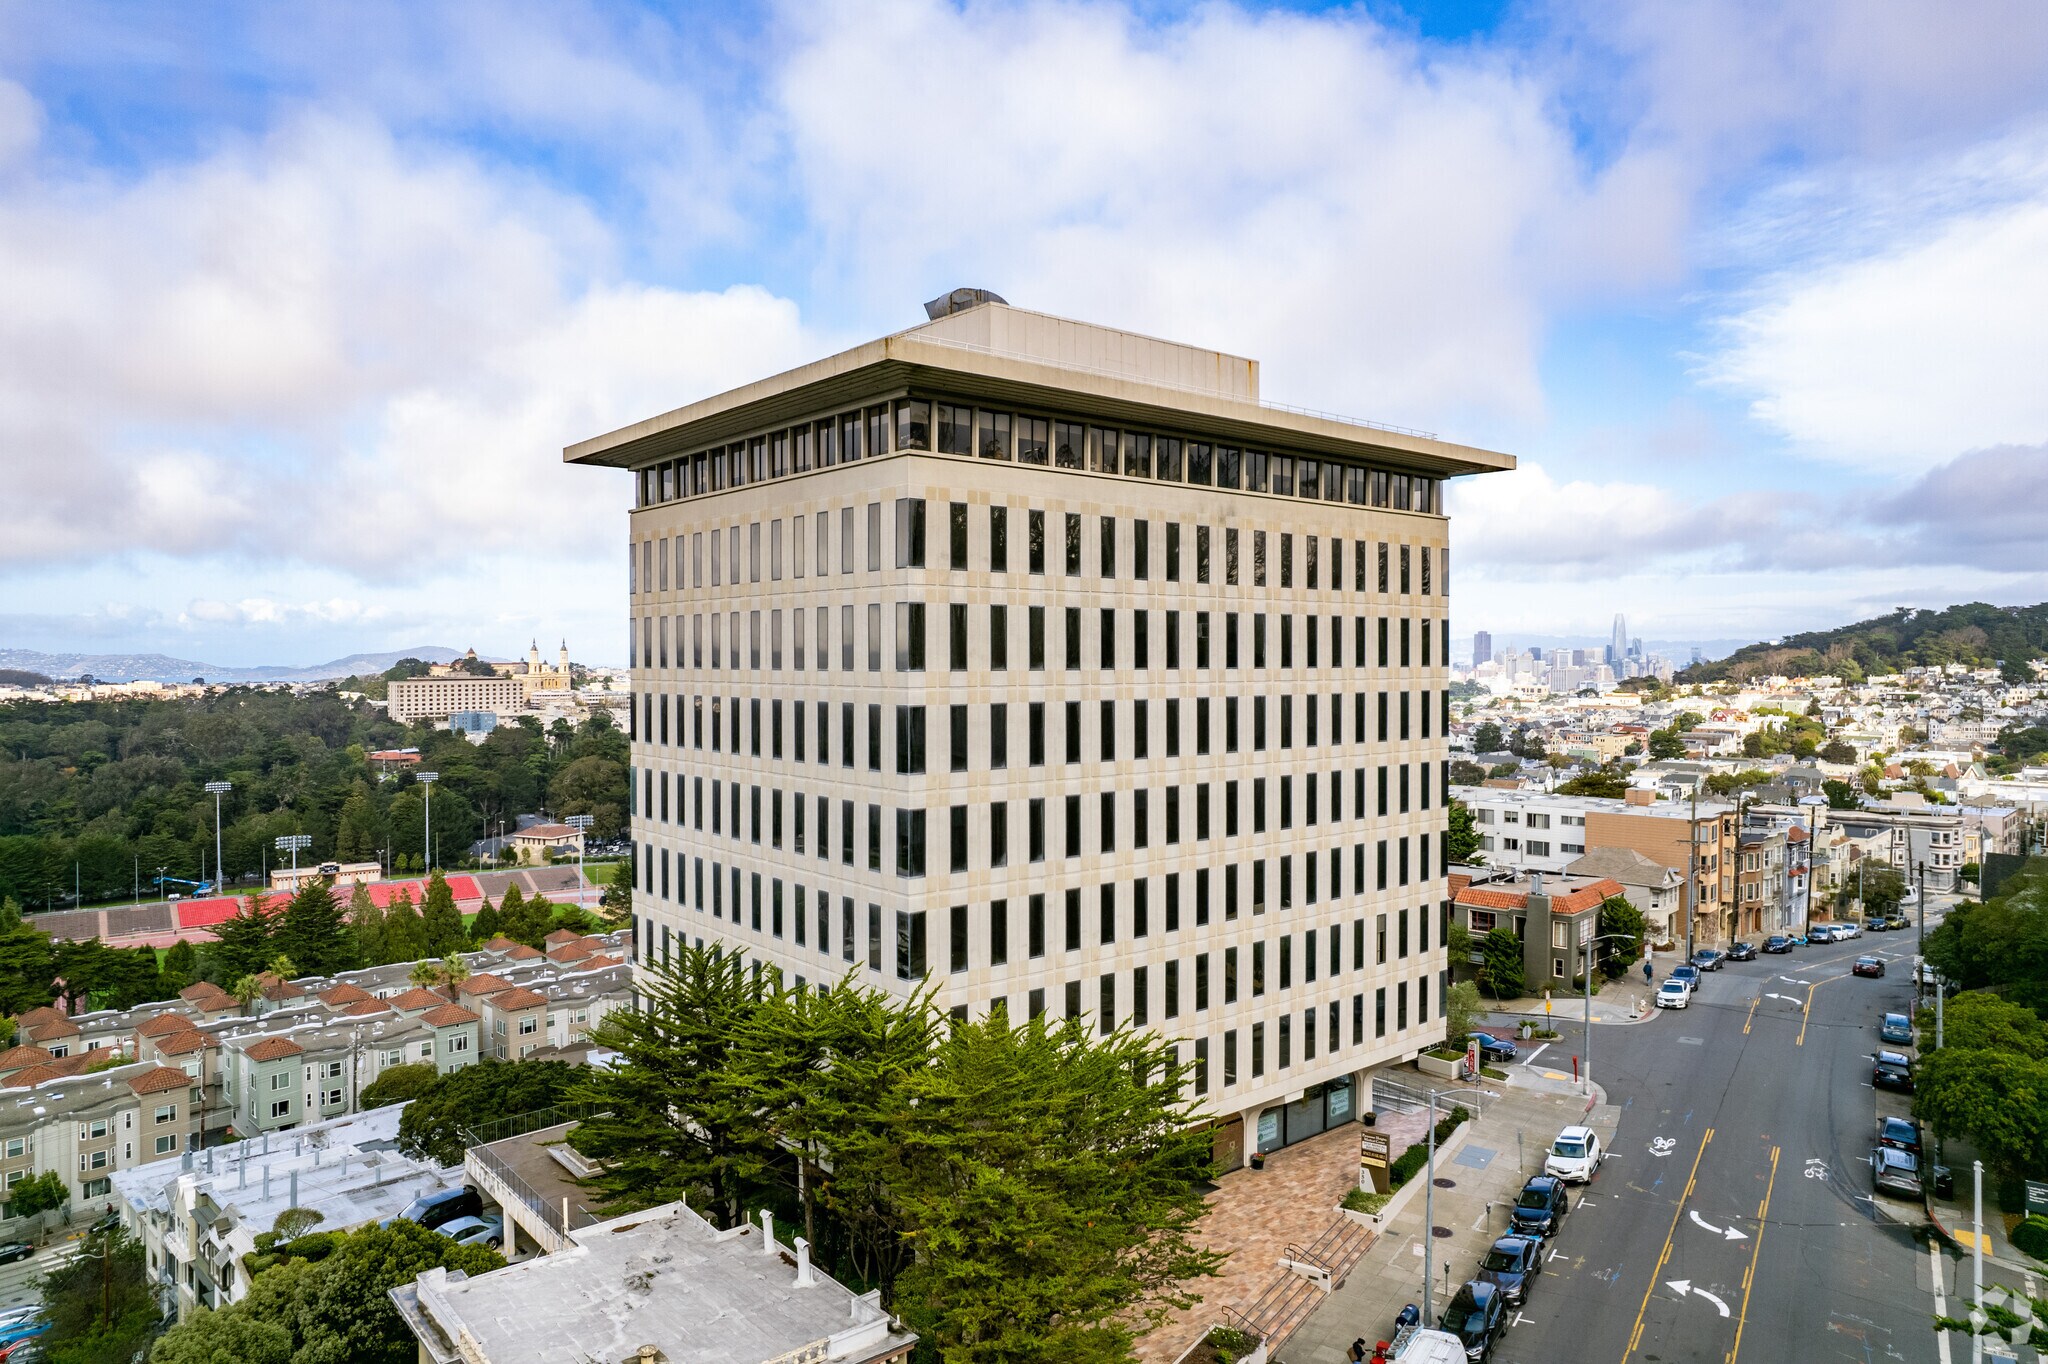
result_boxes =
[0,1060,195,1217]
[1563,847,1684,946]
[1449,868,1629,987]
[1734,826,1788,936]
[574,297,1515,1167]
[113,1105,461,1320]
[392,1202,917,1364]
[507,822,586,865]
[388,674,527,726]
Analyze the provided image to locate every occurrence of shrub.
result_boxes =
[1342,1187,1390,1214]
[280,1231,342,1261]
[2012,1215,2048,1262]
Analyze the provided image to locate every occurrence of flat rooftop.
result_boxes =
[395,1201,915,1364]
[565,300,1514,481]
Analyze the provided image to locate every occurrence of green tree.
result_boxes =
[1443,980,1483,1047]
[397,1060,579,1166]
[1597,895,1648,978]
[1913,1047,2048,1184]
[418,871,465,957]
[37,1230,156,1364]
[886,1011,1222,1362]
[148,1219,502,1364]
[381,889,424,964]
[1446,799,1481,864]
[359,1062,438,1109]
[498,891,555,949]
[1925,993,2048,1059]
[206,895,273,983]
[0,906,57,1015]
[162,938,199,991]
[549,755,627,839]
[345,882,386,965]
[468,895,502,945]
[1477,927,1525,1000]
[1556,770,1630,799]
[332,782,383,863]
[1647,727,1687,760]
[570,945,774,1228]
[1819,739,1856,764]
[597,875,632,928]
[1843,863,1908,917]
[1471,720,1504,753]
[5,1169,67,1218]
[274,879,358,977]
[1822,779,1861,811]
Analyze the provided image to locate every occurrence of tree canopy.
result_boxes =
[397,1060,580,1166]
[1678,601,2048,684]
[38,1230,156,1364]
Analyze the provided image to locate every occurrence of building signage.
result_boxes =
[1360,1131,1393,1193]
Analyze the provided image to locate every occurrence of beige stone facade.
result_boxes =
[572,302,1513,1165]
[388,674,526,726]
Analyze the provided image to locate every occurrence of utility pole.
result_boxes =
[566,815,595,909]
[1424,1088,1439,1330]
[206,781,232,892]
[1685,793,1699,963]
[1915,859,1926,956]
[418,773,439,873]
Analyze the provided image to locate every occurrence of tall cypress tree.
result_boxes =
[207,894,274,983]
[276,880,358,977]
[383,889,424,965]
[346,883,386,966]
[468,896,501,946]
[419,871,464,958]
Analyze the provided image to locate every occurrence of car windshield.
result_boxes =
[1661,982,1684,993]
[1457,1308,1490,1334]
[1553,1138,1586,1158]
[1517,1188,1551,1209]
[1481,1247,1521,1271]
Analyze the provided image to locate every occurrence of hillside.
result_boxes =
[1678,602,2048,684]
[0,646,463,684]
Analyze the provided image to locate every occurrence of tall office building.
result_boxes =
[572,298,1514,1167]
[1471,630,1492,666]
[1607,613,1628,667]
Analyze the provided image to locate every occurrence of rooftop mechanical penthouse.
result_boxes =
[568,295,1515,1168]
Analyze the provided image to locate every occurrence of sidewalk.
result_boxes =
[1284,1072,1621,1362]
[1483,973,1657,1026]
[1921,1136,2046,1278]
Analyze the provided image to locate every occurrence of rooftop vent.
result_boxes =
[924,287,1007,321]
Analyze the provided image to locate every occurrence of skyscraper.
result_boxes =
[1471,630,1492,666]
[575,297,1515,1169]
[1608,613,1628,667]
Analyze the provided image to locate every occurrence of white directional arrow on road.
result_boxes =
[1763,993,1806,1008]
[1665,1280,1732,1317]
[1688,1210,1749,1240]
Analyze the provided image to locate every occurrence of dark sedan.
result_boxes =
[1763,935,1794,953]
[1476,1234,1543,1307]
[1852,956,1886,978]
[1873,1050,1915,1093]
[1692,949,1725,971]
[1880,1115,1922,1159]
[0,1243,31,1266]
[1467,1032,1518,1062]
[1726,941,1758,962]
[1439,1279,1509,1362]
[1509,1175,1570,1240]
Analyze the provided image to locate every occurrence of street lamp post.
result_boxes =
[1421,1084,1487,1332]
[1581,931,1641,1097]
[205,781,232,893]
[417,773,439,873]
[565,815,595,908]
[274,835,311,888]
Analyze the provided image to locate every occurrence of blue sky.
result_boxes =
[2,0,2046,668]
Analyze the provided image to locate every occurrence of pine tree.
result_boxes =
[419,871,464,958]
[276,880,359,977]
[383,890,425,964]
[208,894,275,982]
[347,883,386,966]
[162,939,199,990]
[468,896,501,946]
[501,893,553,948]
[334,782,383,863]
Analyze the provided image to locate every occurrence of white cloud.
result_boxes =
[0,78,37,166]
[772,0,1686,430]
[1705,182,2048,471]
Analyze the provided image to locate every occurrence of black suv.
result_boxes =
[1509,1175,1570,1240]
[1476,1234,1543,1307]
[1439,1279,1508,1361]
[1872,1051,1915,1094]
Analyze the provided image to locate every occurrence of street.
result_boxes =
[1481,929,1951,1364]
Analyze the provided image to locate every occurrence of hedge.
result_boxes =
[2013,1216,2048,1263]
[1388,1106,1472,1190]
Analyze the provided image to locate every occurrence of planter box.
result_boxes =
[1339,1206,1385,1235]
[1416,1052,1462,1080]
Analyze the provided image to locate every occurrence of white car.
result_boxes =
[1544,1125,1605,1183]
[1656,979,1690,1009]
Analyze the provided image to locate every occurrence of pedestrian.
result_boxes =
[1642,958,1653,986]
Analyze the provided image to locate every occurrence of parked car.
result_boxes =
[1881,1012,1914,1045]
[387,1187,483,1232]
[1509,1176,1570,1240]
[1692,949,1725,972]
[0,1335,42,1364]
[0,1319,46,1353]
[1871,1146,1922,1199]
[1839,921,1863,938]
[1763,935,1794,954]
[1872,1050,1915,1093]
[1865,917,1889,932]
[1879,1116,1923,1159]
[0,1243,32,1266]
[1671,965,1701,992]
[438,1214,504,1250]
[1475,1235,1543,1308]
[87,1210,120,1235]
[1726,941,1758,961]
[1438,1279,1508,1361]
[1884,915,1912,932]
[1467,1032,1518,1063]
[1656,979,1690,1009]
[1852,956,1886,978]
[1544,1125,1605,1183]
[1808,924,1839,944]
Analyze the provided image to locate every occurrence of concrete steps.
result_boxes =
[1239,1212,1377,1353]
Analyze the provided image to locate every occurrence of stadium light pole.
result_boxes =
[205,781,232,893]
[417,773,439,873]
[565,815,595,908]
[274,835,311,890]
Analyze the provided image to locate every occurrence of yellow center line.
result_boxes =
[1725,1145,1781,1364]
[1796,976,1842,1046]
[1743,995,1760,1036]
[1622,1126,1712,1363]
